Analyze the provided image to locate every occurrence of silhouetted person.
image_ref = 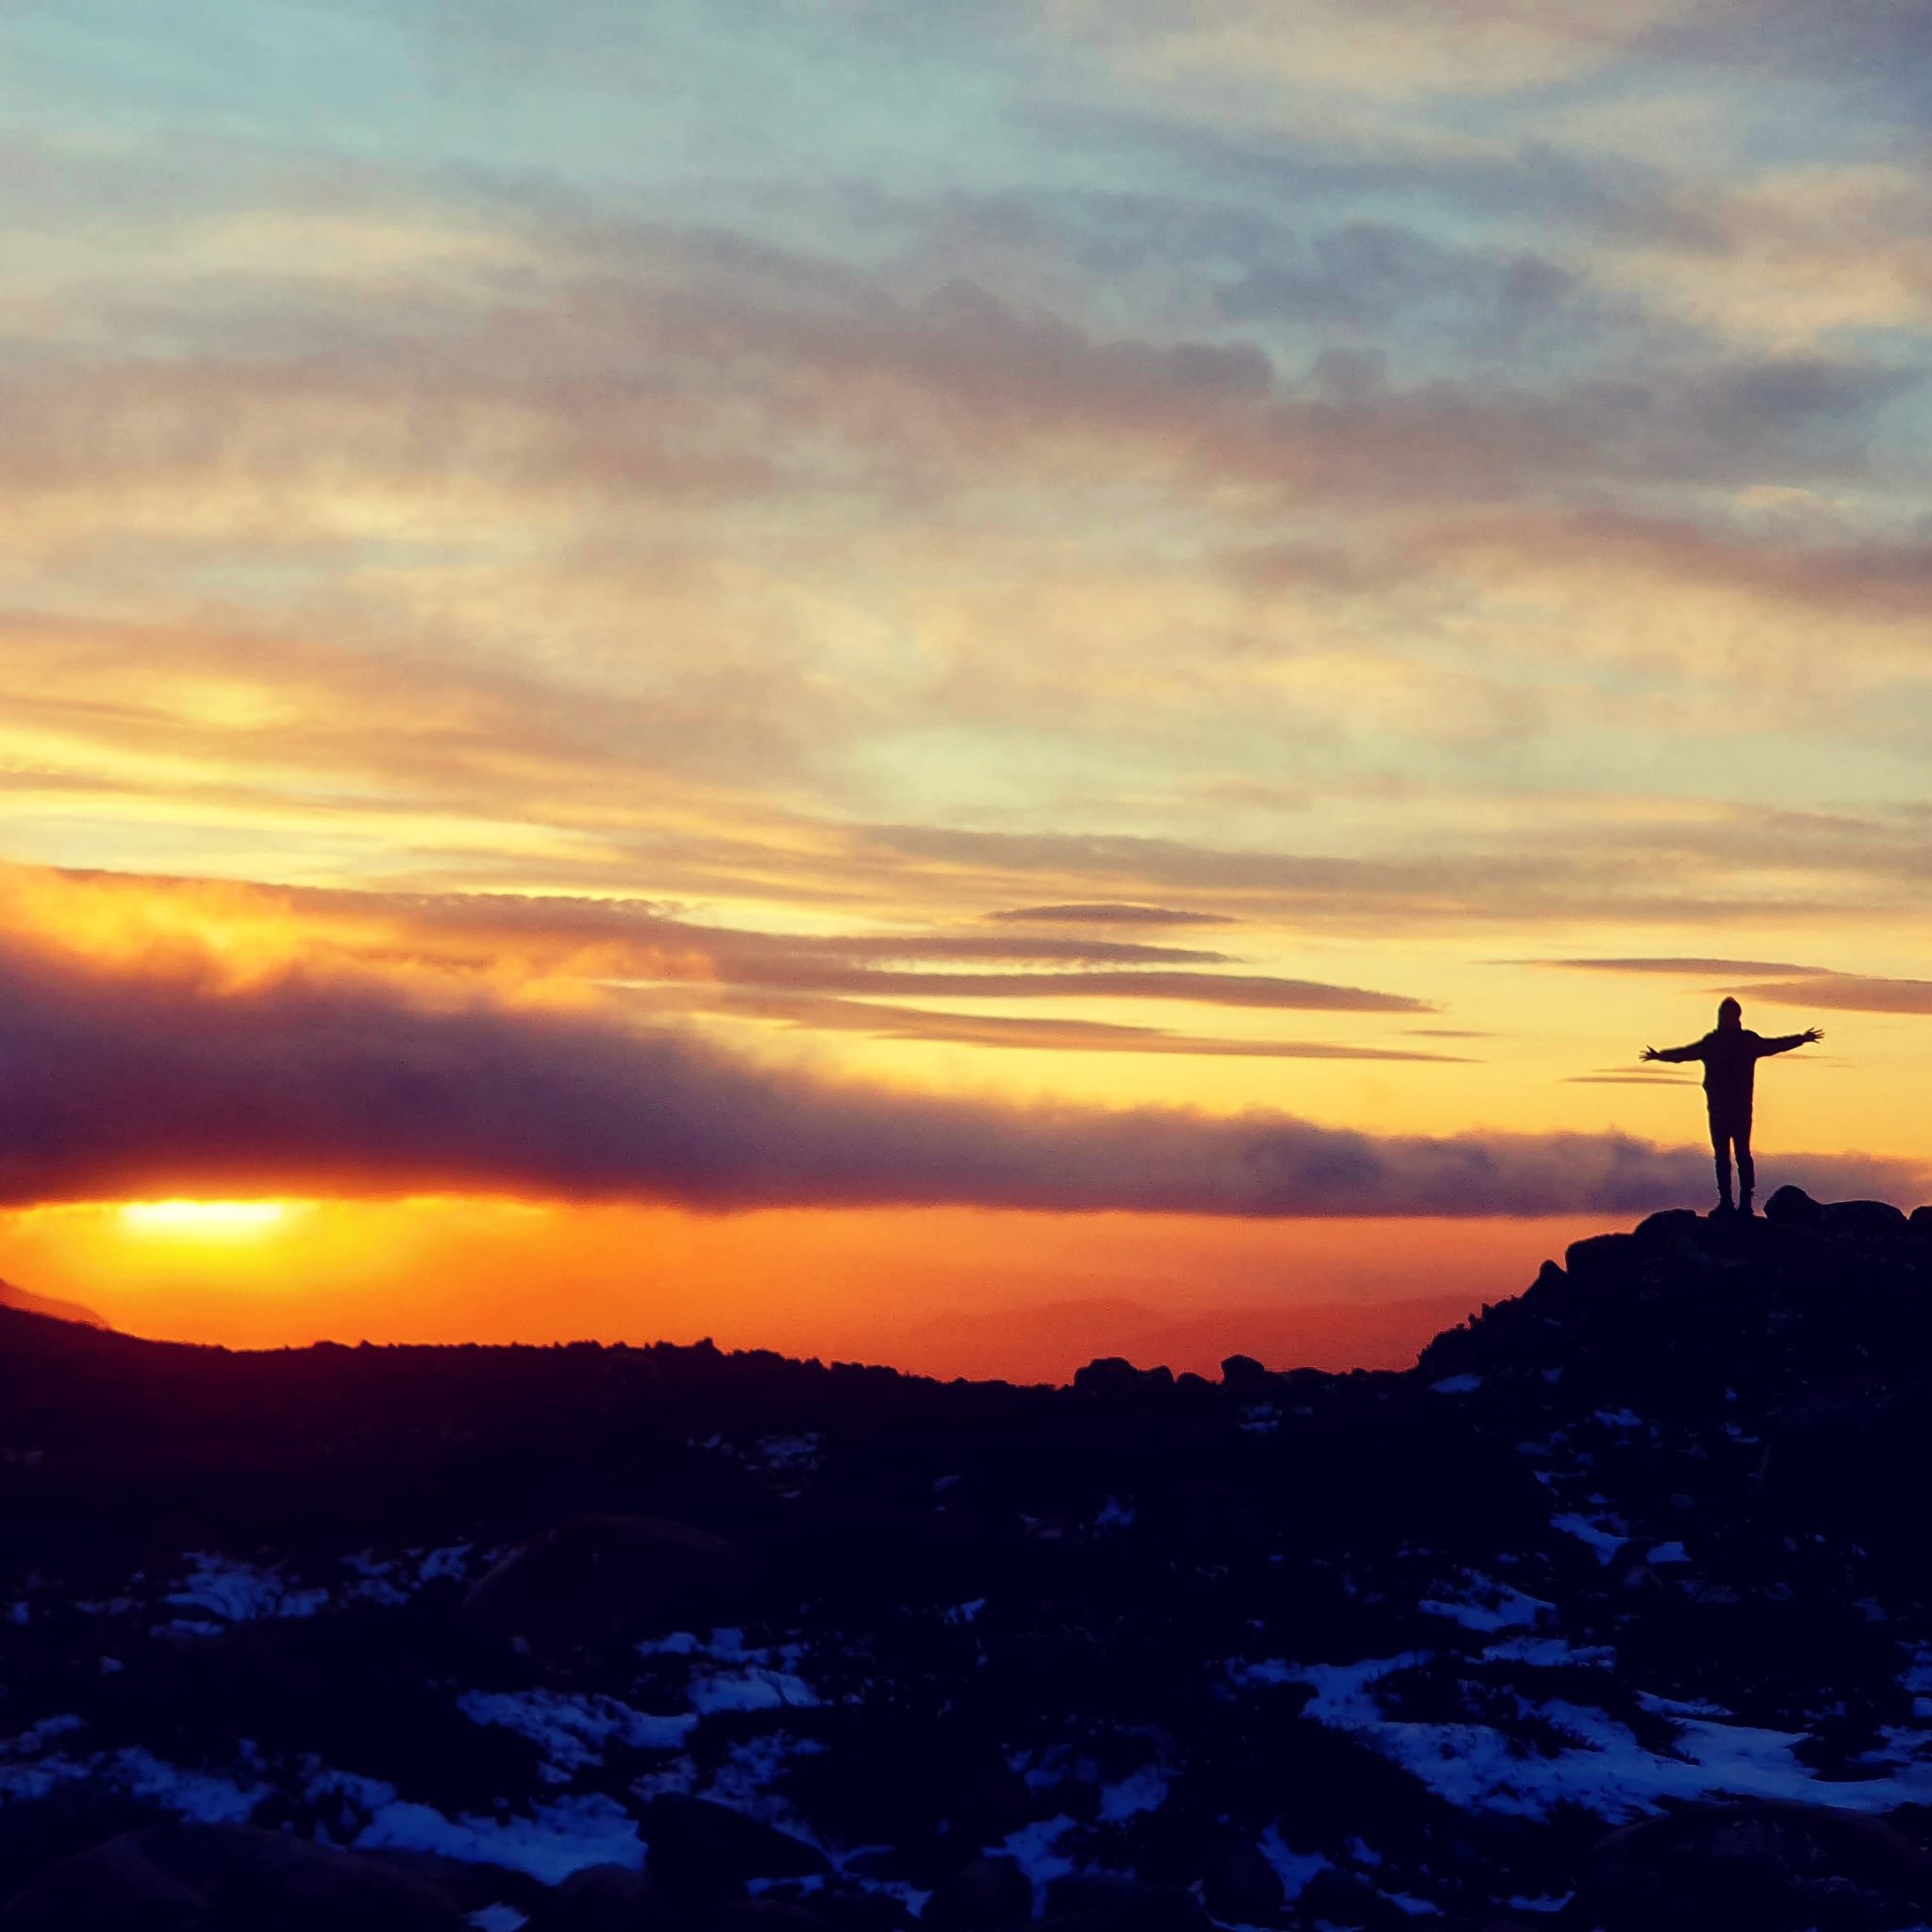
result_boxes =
[1641,998,1823,1215]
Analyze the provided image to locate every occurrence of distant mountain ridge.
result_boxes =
[5,1186,1932,1927]
[0,1275,105,1329]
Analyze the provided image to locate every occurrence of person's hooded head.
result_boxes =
[1717,996,1742,1030]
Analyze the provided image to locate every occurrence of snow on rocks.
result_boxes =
[355,1790,645,1883]
[457,1689,697,1781]
[1417,1570,1552,1634]
[1257,1822,1330,1901]
[14,1204,1932,1924]
[466,1907,528,1932]
[994,1814,1078,1914]
[1096,1762,1168,1822]
[636,1627,823,1715]
[1551,1512,1630,1564]
[160,1552,330,1632]
[1242,1650,1932,1825]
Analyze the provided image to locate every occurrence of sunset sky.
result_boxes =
[4,2,1930,1377]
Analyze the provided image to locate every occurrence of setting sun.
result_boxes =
[116,1201,298,1239]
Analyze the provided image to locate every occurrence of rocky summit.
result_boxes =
[8,1190,1932,1929]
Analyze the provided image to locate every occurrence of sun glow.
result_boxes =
[117,1200,297,1238]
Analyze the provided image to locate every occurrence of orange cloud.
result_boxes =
[0,894,1910,1217]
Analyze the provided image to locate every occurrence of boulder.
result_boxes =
[0,1791,166,1905]
[1219,1355,1268,1391]
[1763,1186,1823,1228]
[1585,1799,1932,1930]
[1041,1874,1205,1930]
[1285,1869,1407,1930]
[1909,1204,1932,1239]
[922,1857,1033,1932]
[0,1824,466,1931]
[460,1514,749,1649]
[782,1711,1031,1858]
[358,1850,536,1917]
[1820,1198,1909,1241]
[0,1830,203,1932]
[1074,1357,1141,1394]
[1073,1358,1173,1395]
[808,1891,917,1932]
[1563,1233,1641,1285]
[635,1799,829,1898]
[1632,1209,1704,1249]
[1198,1840,1285,1924]
[711,1903,833,1932]
[521,1862,670,1931]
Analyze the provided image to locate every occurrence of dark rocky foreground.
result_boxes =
[8,1189,1932,1928]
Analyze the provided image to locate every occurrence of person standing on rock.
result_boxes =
[1641,998,1823,1216]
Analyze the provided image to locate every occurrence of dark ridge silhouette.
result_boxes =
[1642,995,1823,1213]
[6,1190,1932,1924]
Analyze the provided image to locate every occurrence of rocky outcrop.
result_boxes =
[1584,1801,1932,1930]
[0,1824,466,1931]
[461,1515,753,1651]
[8,1194,1932,1924]
[634,1799,830,1897]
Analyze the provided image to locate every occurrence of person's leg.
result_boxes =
[1736,1110,1756,1213]
[1709,1112,1733,1210]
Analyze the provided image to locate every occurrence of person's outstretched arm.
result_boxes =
[1641,1040,1705,1062]
[1757,1025,1824,1057]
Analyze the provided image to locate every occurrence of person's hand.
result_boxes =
[1801,1025,1824,1044]
[1640,1046,1660,1061]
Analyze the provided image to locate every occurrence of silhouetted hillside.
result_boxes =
[7,1188,1932,1928]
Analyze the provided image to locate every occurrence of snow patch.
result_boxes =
[356,1791,643,1883]
[468,1909,528,1932]
[163,1553,329,1630]
[0,1743,263,1823]
[1272,1653,1932,1824]
[1097,1764,1167,1822]
[1257,1823,1328,1901]
[341,1552,410,1607]
[458,1689,696,1779]
[998,1815,1076,1916]
[1551,1514,1628,1564]
[1482,1636,1610,1669]
[757,1432,824,1472]
[1419,1572,1551,1634]
[689,1667,819,1715]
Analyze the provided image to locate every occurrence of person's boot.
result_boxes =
[1713,1155,1733,1216]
